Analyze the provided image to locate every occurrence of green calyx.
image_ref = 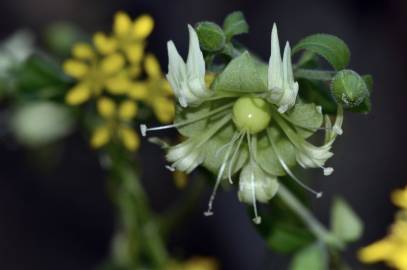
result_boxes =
[232,96,272,134]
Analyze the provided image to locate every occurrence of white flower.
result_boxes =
[166,138,205,173]
[295,106,343,175]
[238,162,279,204]
[166,25,212,107]
[267,24,299,113]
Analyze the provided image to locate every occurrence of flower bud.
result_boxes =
[330,69,369,108]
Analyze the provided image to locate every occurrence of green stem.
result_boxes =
[294,69,335,81]
[277,183,344,249]
[105,147,169,270]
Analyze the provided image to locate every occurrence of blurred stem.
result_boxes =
[107,149,169,269]
[294,69,335,81]
[159,172,206,238]
[277,184,344,249]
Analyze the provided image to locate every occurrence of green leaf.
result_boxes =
[284,102,323,138]
[330,69,369,108]
[16,54,70,98]
[214,51,268,93]
[293,34,350,70]
[195,22,226,52]
[223,11,249,40]
[331,197,363,242]
[289,243,327,270]
[267,223,315,253]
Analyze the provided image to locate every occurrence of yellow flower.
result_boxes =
[359,185,407,270]
[64,41,130,105]
[183,257,219,270]
[111,11,154,64]
[128,53,175,124]
[90,97,140,151]
[392,187,407,209]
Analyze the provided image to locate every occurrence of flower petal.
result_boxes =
[132,14,154,39]
[114,11,132,37]
[128,82,148,100]
[72,43,95,60]
[118,100,138,120]
[97,97,116,118]
[119,127,140,151]
[153,97,175,124]
[63,59,89,79]
[144,53,162,78]
[65,84,91,105]
[91,125,111,148]
[124,43,144,63]
[100,53,125,75]
[93,32,117,55]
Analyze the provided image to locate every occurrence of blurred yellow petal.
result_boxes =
[162,80,174,96]
[93,32,118,54]
[114,11,131,36]
[205,72,216,88]
[392,188,407,209]
[72,43,95,60]
[119,127,140,151]
[118,100,138,121]
[63,59,89,79]
[132,14,154,39]
[154,97,175,123]
[144,53,162,78]
[91,125,111,148]
[184,257,219,270]
[65,84,91,105]
[97,97,116,118]
[128,64,142,78]
[125,44,144,63]
[391,247,407,270]
[358,239,395,263]
[101,53,125,75]
[173,171,188,189]
[128,82,148,100]
[105,74,130,95]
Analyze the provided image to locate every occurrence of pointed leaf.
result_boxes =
[223,11,249,40]
[293,34,350,70]
[290,243,327,270]
[214,51,268,93]
[331,197,363,242]
[195,22,225,52]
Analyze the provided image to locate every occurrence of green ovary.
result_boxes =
[232,96,272,134]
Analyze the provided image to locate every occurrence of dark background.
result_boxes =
[0,0,406,269]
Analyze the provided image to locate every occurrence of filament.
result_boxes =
[268,130,323,198]
[140,103,232,136]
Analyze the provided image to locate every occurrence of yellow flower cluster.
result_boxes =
[168,257,219,270]
[358,186,407,270]
[63,11,175,151]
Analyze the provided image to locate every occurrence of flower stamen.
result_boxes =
[267,129,323,198]
[140,103,232,136]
